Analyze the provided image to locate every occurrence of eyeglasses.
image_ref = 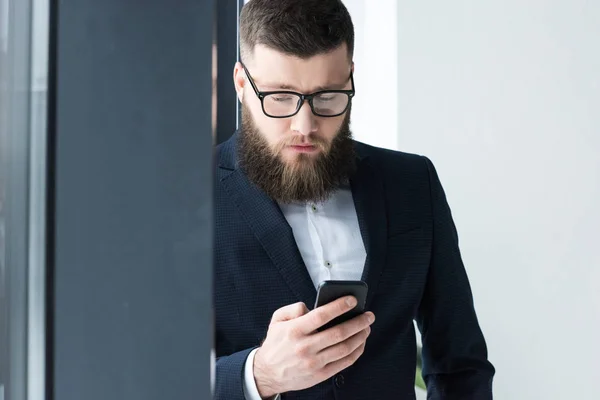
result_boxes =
[241,62,355,118]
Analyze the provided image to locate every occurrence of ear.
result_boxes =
[233,62,246,103]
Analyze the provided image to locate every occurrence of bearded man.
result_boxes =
[214,1,495,399]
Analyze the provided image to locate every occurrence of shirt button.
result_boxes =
[324,261,332,268]
[334,373,345,388]
[311,204,318,212]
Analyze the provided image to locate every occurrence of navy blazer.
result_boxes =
[214,133,495,399]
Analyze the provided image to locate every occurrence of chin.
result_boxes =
[280,150,318,163]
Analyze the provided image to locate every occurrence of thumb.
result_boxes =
[271,302,309,323]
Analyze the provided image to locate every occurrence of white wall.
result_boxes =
[394,1,600,399]
[343,0,399,150]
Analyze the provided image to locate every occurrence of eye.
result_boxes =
[272,95,296,103]
[316,93,339,102]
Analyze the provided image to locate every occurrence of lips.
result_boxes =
[289,144,318,153]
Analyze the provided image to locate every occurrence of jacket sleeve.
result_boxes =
[416,156,496,399]
[214,347,257,400]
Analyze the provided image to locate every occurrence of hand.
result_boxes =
[253,297,375,398]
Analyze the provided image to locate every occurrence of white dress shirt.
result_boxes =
[243,187,367,399]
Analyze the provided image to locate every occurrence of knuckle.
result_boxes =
[294,343,310,358]
[271,309,283,322]
[293,302,307,315]
[339,342,353,357]
[360,341,367,352]
[355,344,366,359]
[312,312,326,328]
[345,355,357,368]
[303,357,319,371]
[355,345,365,357]
[289,324,303,338]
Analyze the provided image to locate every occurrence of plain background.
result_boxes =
[345,0,600,399]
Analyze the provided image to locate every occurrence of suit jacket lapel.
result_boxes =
[220,167,317,309]
[351,156,388,311]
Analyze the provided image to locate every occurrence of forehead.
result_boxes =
[247,44,352,92]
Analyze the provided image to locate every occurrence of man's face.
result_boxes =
[234,44,356,203]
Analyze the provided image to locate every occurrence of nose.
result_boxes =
[290,100,316,136]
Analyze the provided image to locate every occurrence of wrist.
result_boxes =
[253,347,279,399]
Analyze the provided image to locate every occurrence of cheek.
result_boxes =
[320,118,344,141]
[250,107,290,147]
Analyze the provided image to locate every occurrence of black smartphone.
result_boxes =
[313,280,368,331]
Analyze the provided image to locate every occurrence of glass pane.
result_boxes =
[0,0,31,397]
[0,0,48,398]
[0,0,12,396]
[0,0,8,389]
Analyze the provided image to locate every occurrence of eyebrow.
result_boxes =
[255,79,350,92]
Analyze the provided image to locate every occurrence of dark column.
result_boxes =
[48,1,214,399]
[215,0,245,144]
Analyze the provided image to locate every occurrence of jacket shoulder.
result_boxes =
[353,140,429,174]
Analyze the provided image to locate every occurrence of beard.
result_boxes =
[237,102,357,204]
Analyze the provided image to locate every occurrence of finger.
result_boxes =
[320,341,367,379]
[317,327,370,366]
[298,296,358,334]
[311,312,374,350]
[271,302,309,323]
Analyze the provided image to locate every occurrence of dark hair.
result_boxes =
[239,0,354,63]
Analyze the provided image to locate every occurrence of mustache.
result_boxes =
[274,135,328,153]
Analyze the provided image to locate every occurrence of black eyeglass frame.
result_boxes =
[241,62,355,118]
